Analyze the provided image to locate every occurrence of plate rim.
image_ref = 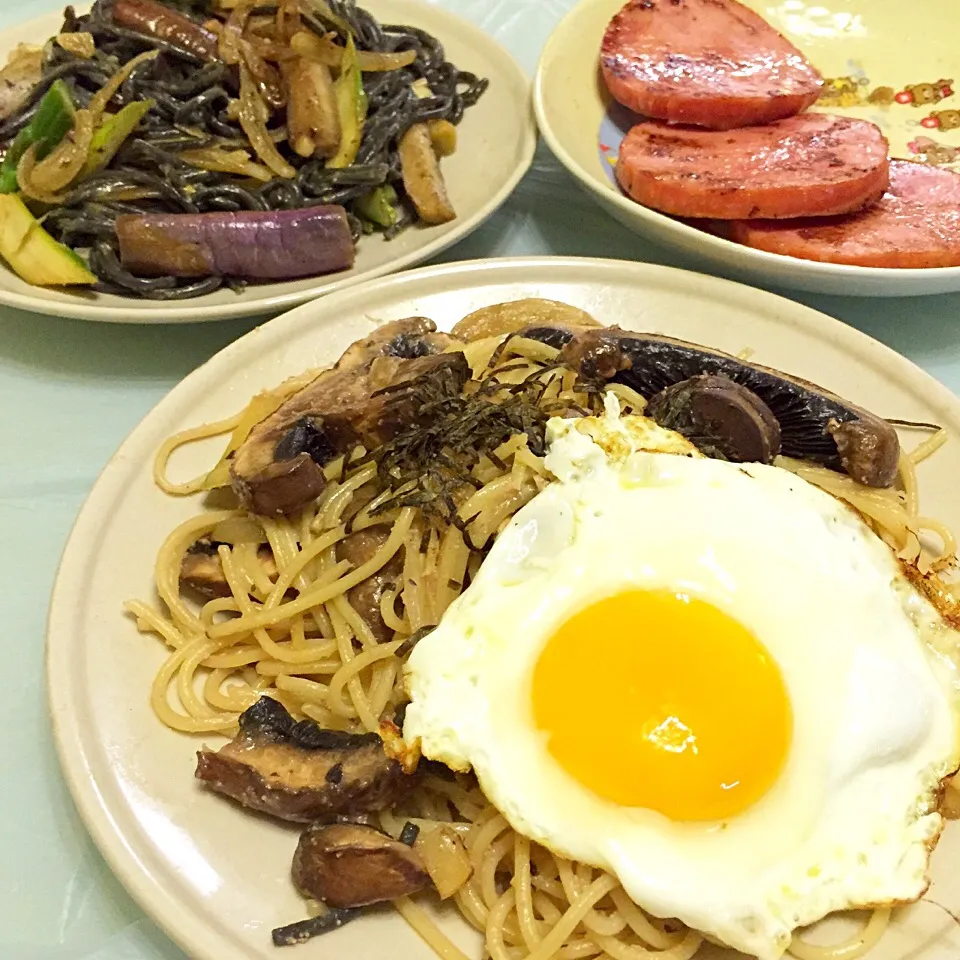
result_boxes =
[0,2,537,324]
[532,0,960,290]
[45,254,960,960]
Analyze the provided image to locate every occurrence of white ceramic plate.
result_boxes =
[47,257,960,960]
[0,2,535,323]
[534,0,960,298]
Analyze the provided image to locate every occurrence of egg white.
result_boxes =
[403,407,960,959]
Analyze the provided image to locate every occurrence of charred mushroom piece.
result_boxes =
[558,328,899,488]
[515,322,585,351]
[827,418,901,489]
[336,527,403,643]
[180,540,230,599]
[180,539,278,599]
[337,317,461,367]
[293,822,431,908]
[647,375,782,464]
[230,319,468,516]
[195,697,417,823]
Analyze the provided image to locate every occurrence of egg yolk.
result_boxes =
[532,590,793,821]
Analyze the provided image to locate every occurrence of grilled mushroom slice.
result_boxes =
[229,319,468,516]
[336,527,403,643]
[195,698,417,823]
[515,321,593,351]
[647,375,782,464]
[293,823,431,908]
[180,538,278,599]
[338,316,460,366]
[554,326,899,488]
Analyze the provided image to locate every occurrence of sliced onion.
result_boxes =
[16,145,65,204]
[56,32,95,59]
[416,826,473,899]
[17,108,95,200]
[88,50,159,121]
[276,0,302,43]
[220,1,285,110]
[245,33,284,61]
[237,63,295,178]
[290,29,416,71]
[219,0,256,65]
[299,0,354,38]
[248,14,277,36]
[179,146,274,181]
[244,43,285,110]
[211,516,267,545]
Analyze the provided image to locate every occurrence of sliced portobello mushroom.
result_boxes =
[293,822,431,908]
[515,321,592,351]
[180,538,278,599]
[338,316,460,366]
[229,318,468,516]
[553,326,899,488]
[647,375,782,464]
[195,697,417,823]
[336,527,403,643]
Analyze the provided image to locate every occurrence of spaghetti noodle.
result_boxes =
[126,305,955,960]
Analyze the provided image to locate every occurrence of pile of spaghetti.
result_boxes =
[0,0,486,298]
[127,300,958,960]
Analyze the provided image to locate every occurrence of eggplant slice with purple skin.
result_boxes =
[110,0,287,109]
[230,318,467,516]
[515,324,899,488]
[195,697,418,823]
[115,205,355,281]
[111,0,221,62]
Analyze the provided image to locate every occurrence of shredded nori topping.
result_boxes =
[272,907,362,947]
[362,360,599,524]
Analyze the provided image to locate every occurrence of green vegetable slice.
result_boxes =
[82,99,154,177]
[0,80,75,194]
[328,36,368,170]
[0,194,96,286]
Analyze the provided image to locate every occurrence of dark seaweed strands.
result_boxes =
[0,1,487,300]
[361,359,599,533]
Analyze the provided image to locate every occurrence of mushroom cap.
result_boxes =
[648,374,782,465]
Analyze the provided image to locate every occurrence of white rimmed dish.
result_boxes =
[47,256,960,960]
[533,0,960,298]
[0,2,536,323]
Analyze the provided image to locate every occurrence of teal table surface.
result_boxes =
[1,2,958,958]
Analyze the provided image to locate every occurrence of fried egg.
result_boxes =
[402,401,960,960]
